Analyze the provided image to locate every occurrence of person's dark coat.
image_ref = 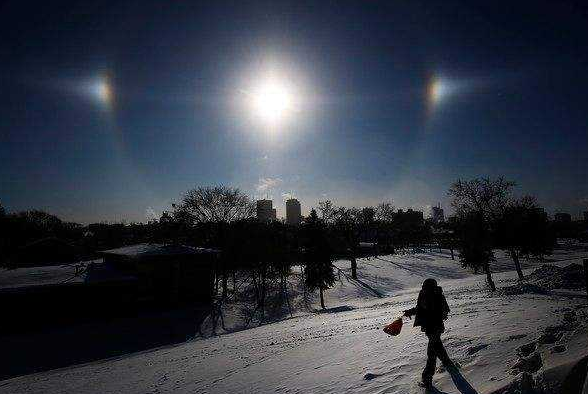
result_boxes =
[404,278,449,334]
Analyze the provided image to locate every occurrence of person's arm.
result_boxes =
[404,291,422,318]
[442,294,449,320]
[403,306,417,318]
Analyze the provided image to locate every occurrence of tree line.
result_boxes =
[0,177,583,305]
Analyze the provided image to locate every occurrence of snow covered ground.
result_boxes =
[1,248,587,394]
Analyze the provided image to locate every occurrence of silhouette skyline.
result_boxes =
[1,0,588,223]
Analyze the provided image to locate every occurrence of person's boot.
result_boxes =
[419,377,433,389]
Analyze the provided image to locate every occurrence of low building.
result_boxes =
[0,259,138,334]
[554,212,572,223]
[99,244,219,302]
[11,237,84,268]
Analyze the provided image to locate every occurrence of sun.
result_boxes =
[251,78,293,124]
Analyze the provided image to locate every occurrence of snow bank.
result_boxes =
[526,263,585,290]
[499,263,586,296]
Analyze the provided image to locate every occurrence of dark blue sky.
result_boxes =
[1,0,588,222]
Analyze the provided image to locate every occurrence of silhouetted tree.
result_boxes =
[174,185,255,224]
[334,206,361,278]
[375,201,395,223]
[449,177,515,222]
[317,200,336,224]
[173,186,255,299]
[457,212,496,291]
[495,196,554,279]
[302,219,335,309]
[306,209,319,224]
[448,177,515,291]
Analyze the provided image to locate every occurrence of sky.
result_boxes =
[1,0,588,223]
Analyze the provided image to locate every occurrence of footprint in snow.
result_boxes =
[551,344,566,354]
[363,372,382,380]
[517,342,536,357]
[466,343,489,355]
[507,334,527,341]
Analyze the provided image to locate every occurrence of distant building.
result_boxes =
[554,212,572,223]
[286,198,302,225]
[431,204,445,224]
[583,211,588,222]
[256,199,276,222]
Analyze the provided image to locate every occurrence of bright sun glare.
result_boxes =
[90,77,112,107]
[252,78,293,124]
[430,79,447,104]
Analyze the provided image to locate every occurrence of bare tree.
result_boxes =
[448,177,515,291]
[173,185,255,299]
[448,177,515,222]
[375,201,395,222]
[317,200,336,224]
[495,196,554,280]
[174,185,255,224]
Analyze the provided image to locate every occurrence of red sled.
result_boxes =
[383,317,403,336]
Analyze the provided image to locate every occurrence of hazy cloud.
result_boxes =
[282,192,293,201]
[256,177,283,192]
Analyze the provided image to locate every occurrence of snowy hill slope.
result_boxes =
[1,249,587,394]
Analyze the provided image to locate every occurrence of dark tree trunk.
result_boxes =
[222,270,228,300]
[350,256,357,279]
[510,249,524,280]
[282,274,293,317]
[320,287,325,309]
[258,265,266,316]
[484,261,496,291]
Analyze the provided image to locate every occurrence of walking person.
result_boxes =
[404,278,454,389]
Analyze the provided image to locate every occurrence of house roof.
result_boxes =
[99,243,219,258]
[14,237,83,266]
[0,260,136,291]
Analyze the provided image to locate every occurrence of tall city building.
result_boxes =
[286,198,302,225]
[583,211,588,222]
[431,204,445,223]
[256,199,276,222]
